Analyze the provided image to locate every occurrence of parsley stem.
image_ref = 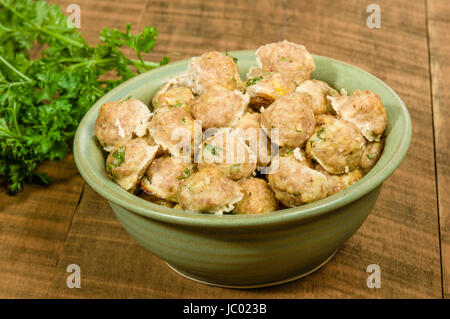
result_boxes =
[37,27,85,48]
[0,81,27,89]
[0,55,33,83]
[66,58,116,69]
[139,60,160,68]
[11,102,21,137]
[66,57,160,70]
[57,56,160,68]
[0,121,22,140]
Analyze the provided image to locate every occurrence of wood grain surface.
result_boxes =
[427,0,450,299]
[0,0,448,298]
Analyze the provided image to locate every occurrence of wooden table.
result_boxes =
[0,0,448,298]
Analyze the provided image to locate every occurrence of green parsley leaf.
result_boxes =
[225,51,238,63]
[204,143,220,155]
[0,0,169,192]
[177,168,192,180]
[111,146,126,167]
[317,127,326,140]
[246,76,263,87]
[229,163,241,173]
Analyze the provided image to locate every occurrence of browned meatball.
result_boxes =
[278,147,311,166]
[198,130,256,180]
[267,155,328,207]
[140,155,196,202]
[190,85,249,129]
[177,167,244,214]
[94,98,151,151]
[139,191,176,208]
[105,138,159,191]
[236,112,261,132]
[148,106,195,157]
[245,72,296,107]
[151,73,191,107]
[296,80,340,115]
[305,116,366,174]
[329,90,387,141]
[360,140,384,174]
[315,165,362,196]
[233,178,277,214]
[153,87,195,112]
[236,112,272,166]
[261,92,315,148]
[187,51,244,94]
[142,133,167,158]
[256,40,315,85]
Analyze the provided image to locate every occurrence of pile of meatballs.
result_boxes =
[94,40,387,215]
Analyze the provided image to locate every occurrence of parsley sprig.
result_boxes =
[0,0,169,192]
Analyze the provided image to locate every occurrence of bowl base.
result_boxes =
[165,248,338,289]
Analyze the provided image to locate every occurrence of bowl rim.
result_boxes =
[73,50,412,228]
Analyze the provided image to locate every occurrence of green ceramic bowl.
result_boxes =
[74,51,412,288]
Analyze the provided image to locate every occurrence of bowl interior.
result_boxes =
[74,51,412,227]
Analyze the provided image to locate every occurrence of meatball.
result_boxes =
[94,98,151,151]
[139,191,176,208]
[256,40,315,85]
[177,167,244,214]
[296,80,340,115]
[236,112,272,166]
[245,72,296,107]
[305,116,366,174]
[360,140,383,174]
[278,147,311,166]
[267,155,328,207]
[187,51,244,94]
[233,178,277,214]
[148,106,195,157]
[261,92,315,148]
[142,133,166,158]
[236,111,261,132]
[190,85,249,129]
[328,90,387,141]
[140,155,196,202]
[246,66,262,79]
[314,113,336,126]
[315,165,362,196]
[198,130,257,180]
[151,73,191,107]
[105,138,159,191]
[153,87,194,112]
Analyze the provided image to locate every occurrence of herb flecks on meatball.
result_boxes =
[141,155,196,202]
[190,85,249,129]
[245,72,296,108]
[268,155,328,207]
[256,40,315,85]
[95,98,152,152]
[329,90,387,142]
[187,51,244,94]
[261,92,315,148]
[105,138,159,192]
[234,178,277,214]
[177,168,244,214]
[306,116,366,174]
